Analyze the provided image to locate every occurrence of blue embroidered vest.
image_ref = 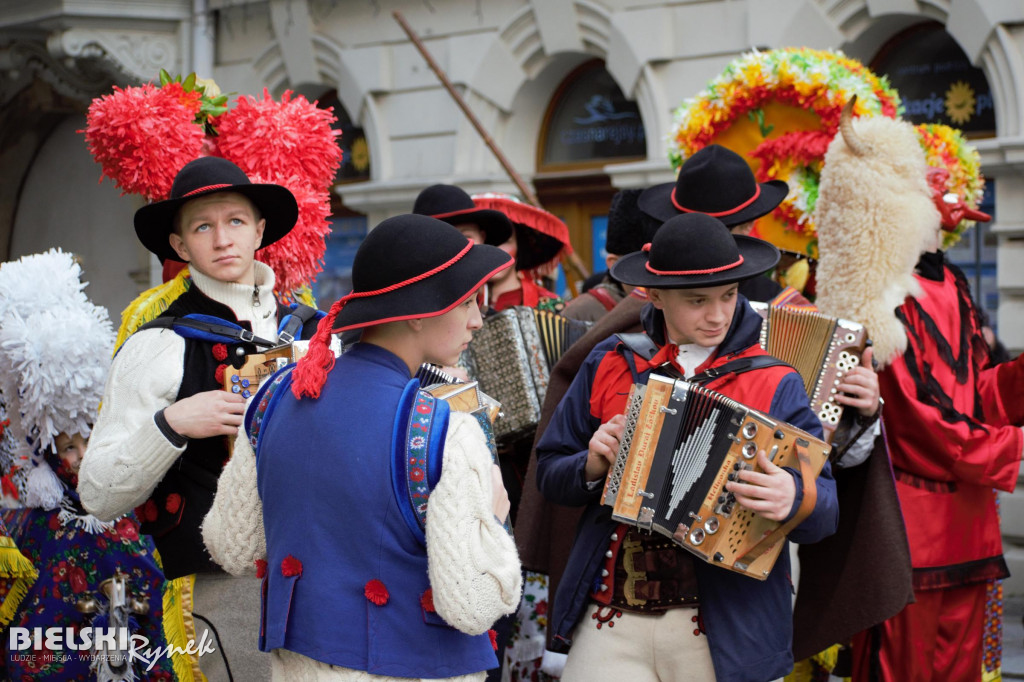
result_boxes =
[251,343,497,677]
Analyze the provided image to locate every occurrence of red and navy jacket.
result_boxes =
[535,296,838,682]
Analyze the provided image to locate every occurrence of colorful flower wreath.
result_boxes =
[83,71,342,295]
[915,123,986,249]
[667,47,903,258]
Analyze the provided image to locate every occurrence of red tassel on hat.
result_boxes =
[365,579,389,606]
[291,298,344,400]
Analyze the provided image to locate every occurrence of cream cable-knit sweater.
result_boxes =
[78,263,280,521]
[202,411,522,682]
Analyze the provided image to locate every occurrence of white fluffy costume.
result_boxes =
[0,249,174,681]
[813,103,938,366]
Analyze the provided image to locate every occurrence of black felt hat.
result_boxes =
[611,213,779,289]
[637,145,789,226]
[134,157,298,263]
[412,184,514,246]
[605,189,661,257]
[332,214,514,332]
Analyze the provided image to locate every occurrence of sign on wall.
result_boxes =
[872,23,995,136]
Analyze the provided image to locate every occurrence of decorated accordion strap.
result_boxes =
[391,380,449,545]
[246,365,295,460]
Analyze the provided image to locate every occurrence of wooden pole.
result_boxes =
[392,10,590,290]
[393,10,540,206]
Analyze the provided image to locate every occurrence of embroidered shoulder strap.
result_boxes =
[390,379,449,544]
[246,365,294,461]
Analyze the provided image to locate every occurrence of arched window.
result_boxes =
[535,61,645,293]
[538,60,646,171]
[872,23,998,331]
[318,90,372,183]
[872,22,995,136]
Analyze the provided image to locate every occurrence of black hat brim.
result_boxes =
[637,179,789,226]
[332,243,513,332]
[436,208,514,247]
[610,235,780,289]
[134,184,299,263]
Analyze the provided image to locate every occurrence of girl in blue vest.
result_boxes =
[203,213,524,681]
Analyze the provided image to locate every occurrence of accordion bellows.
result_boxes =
[603,374,831,580]
[751,302,867,443]
[463,307,591,440]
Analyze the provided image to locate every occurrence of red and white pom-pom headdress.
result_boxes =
[83,74,343,298]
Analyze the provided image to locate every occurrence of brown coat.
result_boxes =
[792,435,914,660]
[515,294,646,615]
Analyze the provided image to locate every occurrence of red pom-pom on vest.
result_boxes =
[420,589,435,613]
[281,555,303,577]
[212,343,228,361]
[488,629,498,650]
[164,493,182,514]
[255,559,267,579]
[214,363,227,384]
[365,579,389,606]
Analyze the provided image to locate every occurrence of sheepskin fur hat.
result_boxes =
[813,106,939,367]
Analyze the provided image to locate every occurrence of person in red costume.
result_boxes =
[813,108,1024,682]
[470,192,571,315]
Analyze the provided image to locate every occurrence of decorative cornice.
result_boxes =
[0,40,114,106]
[46,27,180,84]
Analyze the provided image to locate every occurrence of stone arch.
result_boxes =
[458,1,656,176]
[248,34,386,182]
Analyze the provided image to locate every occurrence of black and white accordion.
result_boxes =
[750,302,867,443]
[462,306,592,440]
[602,373,831,580]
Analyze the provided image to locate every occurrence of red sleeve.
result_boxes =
[977,353,1024,427]
[880,331,1022,493]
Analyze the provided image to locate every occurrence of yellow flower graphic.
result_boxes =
[351,137,370,173]
[945,81,975,125]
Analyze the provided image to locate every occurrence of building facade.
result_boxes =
[2,0,1024,585]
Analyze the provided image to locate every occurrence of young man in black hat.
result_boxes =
[413,183,515,247]
[639,143,810,307]
[535,213,839,682]
[78,156,322,681]
[561,189,659,323]
[203,214,522,680]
